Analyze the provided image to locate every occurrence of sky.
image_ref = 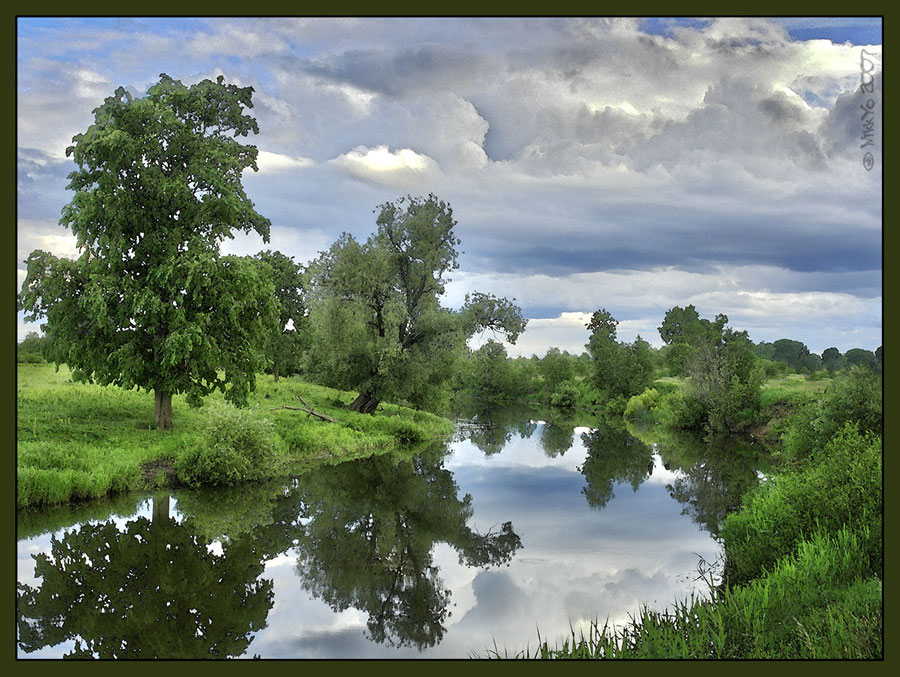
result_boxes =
[16,16,883,357]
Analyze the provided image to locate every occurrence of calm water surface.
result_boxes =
[17,408,767,658]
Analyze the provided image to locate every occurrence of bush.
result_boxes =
[720,424,882,584]
[661,389,706,430]
[780,367,882,462]
[624,388,659,421]
[550,382,579,409]
[175,402,285,488]
[383,417,427,444]
[17,351,45,364]
[603,394,628,418]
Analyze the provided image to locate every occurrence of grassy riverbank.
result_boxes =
[17,363,453,508]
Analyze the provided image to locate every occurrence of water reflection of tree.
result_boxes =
[455,403,538,455]
[655,431,767,537]
[539,419,576,457]
[292,445,521,649]
[578,423,654,509]
[17,496,273,659]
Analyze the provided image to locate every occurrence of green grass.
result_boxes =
[17,363,453,507]
[759,373,831,409]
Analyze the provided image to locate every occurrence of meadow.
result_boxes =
[17,363,453,507]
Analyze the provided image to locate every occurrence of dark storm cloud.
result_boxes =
[299,46,487,99]
[467,219,880,277]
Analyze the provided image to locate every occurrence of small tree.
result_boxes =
[539,347,575,395]
[17,331,47,363]
[844,348,876,372]
[17,74,276,428]
[658,305,727,375]
[467,340,512,401]
[772,338,810,371]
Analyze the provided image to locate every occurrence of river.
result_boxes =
[16,406,768,658]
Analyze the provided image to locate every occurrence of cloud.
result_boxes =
[15,17,882,354]
[330,145,439,187]
[301,45,489,99]
[255,150,314,174]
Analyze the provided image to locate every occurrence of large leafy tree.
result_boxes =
[304,194,526,413]
[17,74,276,428]
[772,338,810,371]
[822,347,844,372]
[658,304,728,375]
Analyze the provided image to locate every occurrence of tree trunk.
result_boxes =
[349,392,380,414]
[155,390,173,430]
[152,492,170,525]
[273,361,279,383]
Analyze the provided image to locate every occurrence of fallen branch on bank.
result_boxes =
[270,395,342,423]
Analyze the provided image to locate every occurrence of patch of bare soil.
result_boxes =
[140,459,180,487]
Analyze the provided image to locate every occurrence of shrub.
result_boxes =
[661,389,706,430]
[550,382,579,409]
[175,402,285,488]
[384,417,427,444]
[624,388,659,421]
[780,367,882,462]
[720,424,882,584]
[603,394,628,418]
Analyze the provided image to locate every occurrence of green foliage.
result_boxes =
[16,364,453,507]
[720,424,882,584]
[658,307,763,432]
[821,346,843,371]
[174,402,286,488]
[17,331,47,363]
[253,249,307,380]
[778,366,882,462]
[772,338,810,371]
[17,74,276,428]
[539,347,576,394]
[549,382,579,409]
[585,309,654,405]
[658,305,727,374]
[844,348,876,371]
[623,387,659,421]
[465,340,514,401]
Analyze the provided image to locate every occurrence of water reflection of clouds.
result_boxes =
[448,427,590,472]
[412,456,720,656]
